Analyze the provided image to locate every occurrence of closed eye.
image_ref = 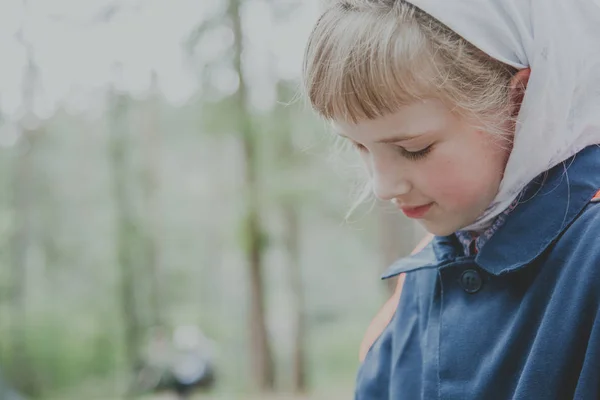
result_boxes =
[347,138,433,160]
[398,144,433,161]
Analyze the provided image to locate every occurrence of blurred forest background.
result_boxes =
[0,0,423,399]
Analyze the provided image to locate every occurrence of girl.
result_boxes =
[302,0,600,399]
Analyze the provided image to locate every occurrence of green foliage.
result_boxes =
[0,3,411,398]
[0,316,124,397]
[200,96,244,136]
[0,88,391,398]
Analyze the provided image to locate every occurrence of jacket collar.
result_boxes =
[475,145,600,275]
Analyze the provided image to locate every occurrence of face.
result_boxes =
[334,99,513,236]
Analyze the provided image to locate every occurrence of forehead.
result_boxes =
[333,99,453,141]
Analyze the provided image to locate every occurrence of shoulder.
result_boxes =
[545,201,600,301]
[555,201,600,257]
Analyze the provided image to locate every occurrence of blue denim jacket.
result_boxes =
[356,145,600,400]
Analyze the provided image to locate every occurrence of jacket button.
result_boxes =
[460,269,483,294]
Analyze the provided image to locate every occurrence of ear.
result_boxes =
[509,68,531,117]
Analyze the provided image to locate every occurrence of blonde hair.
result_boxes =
[302,0,518,216]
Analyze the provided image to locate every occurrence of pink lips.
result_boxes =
[400,203,433,219]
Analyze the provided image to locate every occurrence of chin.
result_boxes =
[419,221,461,237]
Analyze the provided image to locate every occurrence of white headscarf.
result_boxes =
[405,0,600,231]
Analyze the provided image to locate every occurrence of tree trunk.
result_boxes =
[9,130,36,393]
[140,73,164,329]
[276,83,307,393]
[108,91,143,384]
[8,33,41,394]
[230,0,275,391]
[283,205,306,392]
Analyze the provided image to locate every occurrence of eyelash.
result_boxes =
[399,145,433,160]
[351,142,433,161]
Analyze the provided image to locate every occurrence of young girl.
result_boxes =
[303,0,600,398]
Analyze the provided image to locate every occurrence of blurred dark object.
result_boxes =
[134,325,217,398]
[166,349,216,398]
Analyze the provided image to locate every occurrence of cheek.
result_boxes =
[417,152,504,209]
[428,172,485,208]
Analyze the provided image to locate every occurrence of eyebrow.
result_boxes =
[335,131,430,143]
[376,133,423,143]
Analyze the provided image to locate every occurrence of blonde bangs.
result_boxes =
[303,4,436,123]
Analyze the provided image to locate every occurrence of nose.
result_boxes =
[370,156,411,201]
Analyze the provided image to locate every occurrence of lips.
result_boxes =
[400,203,433,219]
